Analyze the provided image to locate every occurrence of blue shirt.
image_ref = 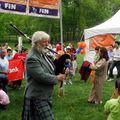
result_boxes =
[108,50,113,62]
[0,57,9,78]
[5,55,13,60]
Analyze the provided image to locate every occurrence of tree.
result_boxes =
[0,0,120,42]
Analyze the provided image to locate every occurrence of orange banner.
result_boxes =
[90,34,114,50]
[29,0,58,9]
[0,0,60,18]
[30,0,58,6]
[7,59,24,81]
[0,0,27,5]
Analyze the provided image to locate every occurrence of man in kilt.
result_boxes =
[22,31,65,120]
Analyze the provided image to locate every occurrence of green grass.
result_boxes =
[0,54,114,120]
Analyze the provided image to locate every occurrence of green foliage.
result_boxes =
[0,1,120,41]
[0,13,60,42]
[0,54,115,120]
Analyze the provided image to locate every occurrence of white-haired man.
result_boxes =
[22,31,65,120]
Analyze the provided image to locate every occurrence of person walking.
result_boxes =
[108,41,120,81]
[22,31,66,120]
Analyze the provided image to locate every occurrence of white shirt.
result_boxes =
[0,89,10,105]
[72,60,77,75]
[113,48,120,61]
[0,57,9,78]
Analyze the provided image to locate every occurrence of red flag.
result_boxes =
[7,59,24,81]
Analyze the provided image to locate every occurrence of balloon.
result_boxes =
[57,50,64,55]
[76,48,82,54]
[81,42,86,48]
[78,42,82,48]
[80,49,85,54]
[56,44,61,51]
[78,42,86,48]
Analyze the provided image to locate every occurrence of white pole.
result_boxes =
[18,37,22,53]
[26,0,29,14]
[60,0,63,50]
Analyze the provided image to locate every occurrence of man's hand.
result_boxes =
[57,74,65,81]
[64,68,69,75]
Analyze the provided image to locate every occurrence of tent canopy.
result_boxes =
[84,10,120,39]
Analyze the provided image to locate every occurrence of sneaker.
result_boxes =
[95,101,103,104]
[87,100,95,104]
[107,78,113,81]
[69,81,72,84]
[64,81,66,85]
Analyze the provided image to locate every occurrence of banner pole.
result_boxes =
[60,0,63,50]
[26,0,29,14]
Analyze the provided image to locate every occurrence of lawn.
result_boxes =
[0,53,114,120]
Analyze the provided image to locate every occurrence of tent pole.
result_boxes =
[80,32,84,41]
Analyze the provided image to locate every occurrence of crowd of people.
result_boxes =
[0,31,120,120]
[0,42,28,110]
[86,41,120,120]
[0,32,78,119]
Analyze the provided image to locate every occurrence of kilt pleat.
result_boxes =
[22,98,54,120]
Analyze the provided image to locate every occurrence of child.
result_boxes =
[6,48,13,60]
[67,55,77,84]
[71,55,77,76]
[104,78,120,120]
[0,82,10,110]
[64,59,73,84]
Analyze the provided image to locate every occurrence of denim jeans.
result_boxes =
[109,61,120,79]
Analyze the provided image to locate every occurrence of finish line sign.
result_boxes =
[0,0,60,18]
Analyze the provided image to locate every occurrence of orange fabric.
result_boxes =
[30,0,58,5]
[3,0,59,9]
[1,0,27,4]
[78,42,86,48]
[90,34,114,50]
[90,70,95,84]
[80,49,86,54]
[29,0,59,8]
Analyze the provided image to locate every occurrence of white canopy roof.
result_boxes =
[84,10,120,39]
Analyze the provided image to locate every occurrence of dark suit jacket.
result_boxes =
[25,48,58,100]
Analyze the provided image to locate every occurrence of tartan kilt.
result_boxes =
[22,97,54,120]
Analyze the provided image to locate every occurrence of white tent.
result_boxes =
[84,10,120,63]
[84,10,120,40]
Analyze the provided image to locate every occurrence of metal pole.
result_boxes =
[26,0,29,14]
[60,0,63,50]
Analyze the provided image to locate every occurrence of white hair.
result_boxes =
[32,31,50,47]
